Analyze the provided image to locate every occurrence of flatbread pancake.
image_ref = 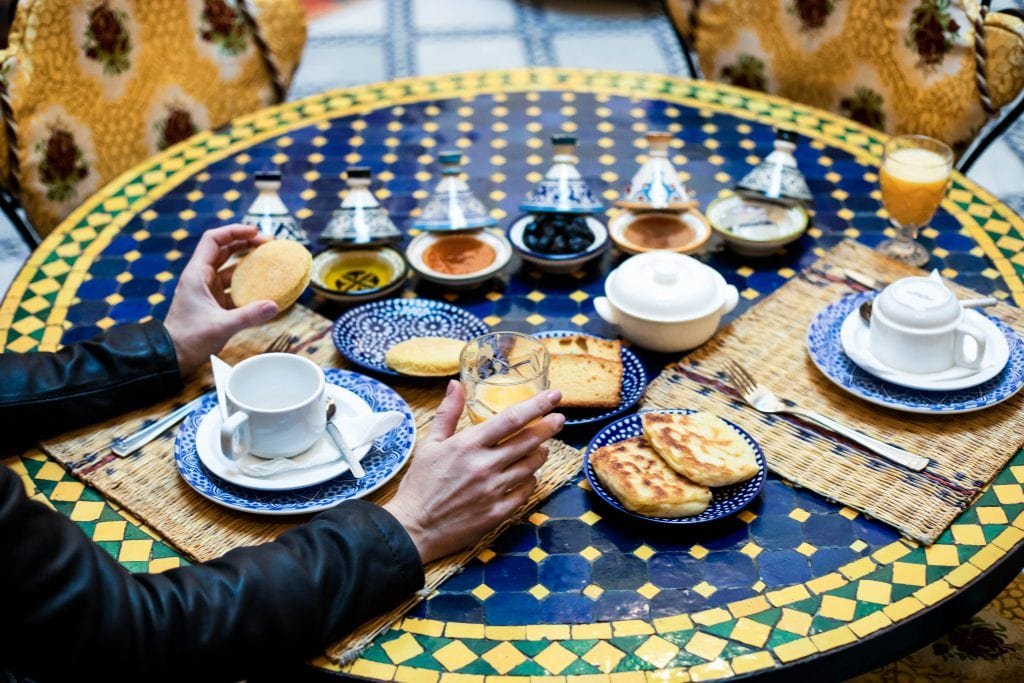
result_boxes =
[385,337,466,376]
[641,411,760,487]
[231,239,312,311]
[590,436,712,518]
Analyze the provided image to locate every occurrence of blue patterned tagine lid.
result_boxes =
[616,131,697,211]
[520,136,604,214]
[242,169,309,245]
[412,151,497,231]
[736,129,813,205]
[321,167,402,245]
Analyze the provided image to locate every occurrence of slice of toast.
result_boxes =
[543,335,622,409]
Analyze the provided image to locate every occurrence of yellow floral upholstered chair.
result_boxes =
[665,0,1024,159]
[0,0,307,239]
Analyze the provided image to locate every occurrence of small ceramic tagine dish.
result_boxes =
[706,195,808,257]
[616,131,697,211]
[320,166,402,246]
[406,230,512,289]
[508,214,609,274]
[412,151,498,232]
[310,246,408,303]
[594,251,739,352]
[608,209,711,255]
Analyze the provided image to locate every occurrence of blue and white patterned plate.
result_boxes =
[536,331,647,427]
[174,369,416,515]
[807,293,1024,414]
[583,410,767,525]
[332,298,491,376]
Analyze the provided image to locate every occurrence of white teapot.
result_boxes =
[593,251,738,352]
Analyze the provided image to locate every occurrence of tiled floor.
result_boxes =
[0,0,1021,298]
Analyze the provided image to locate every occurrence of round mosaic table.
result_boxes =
[4,69,1024,681]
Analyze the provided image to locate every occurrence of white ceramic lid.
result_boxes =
[875,274,959,329]
[606,251,724,321]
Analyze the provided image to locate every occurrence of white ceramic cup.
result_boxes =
[868,274,987,374]
[220,353,326,460]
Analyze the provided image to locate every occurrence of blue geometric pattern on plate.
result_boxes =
[332,298,491,376]
[583,409,767,525]
[174,369,416,515]
[807,293,1024,414]
[536,330,647,426]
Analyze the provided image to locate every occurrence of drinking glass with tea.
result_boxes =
[877,134,953,267]
[460,332,550,425]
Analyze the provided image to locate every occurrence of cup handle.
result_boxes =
[954,322,987,370]
[593,297,619,325]
[220,411,250,461]
[720,285,739,315]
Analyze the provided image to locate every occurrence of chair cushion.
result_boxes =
[0,0,306,235]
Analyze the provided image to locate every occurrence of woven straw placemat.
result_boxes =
[643,241,1024,546]
[40,303,582,664]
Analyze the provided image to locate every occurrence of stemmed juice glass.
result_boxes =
[460,332,549,425]
[877,134,953,267]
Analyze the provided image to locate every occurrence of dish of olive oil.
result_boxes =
[325,255,395,293]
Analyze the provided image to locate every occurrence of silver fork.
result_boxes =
[722,359,929,472]
[111,332,293,456]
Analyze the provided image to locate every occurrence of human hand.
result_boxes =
[164,224,279,376]
[383,381,564,564]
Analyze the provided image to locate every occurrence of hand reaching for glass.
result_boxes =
[384,380,564,564]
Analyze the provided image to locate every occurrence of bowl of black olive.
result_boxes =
[508,213,609,274]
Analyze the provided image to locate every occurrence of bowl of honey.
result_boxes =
[310,246,408,303]
[406,230,512,289]
[608,209,711,255]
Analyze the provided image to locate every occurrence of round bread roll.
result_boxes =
[385,337,466,376]
[231,240,312,311]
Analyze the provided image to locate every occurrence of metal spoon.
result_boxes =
[325,400,365,478]
[859,296,999,324]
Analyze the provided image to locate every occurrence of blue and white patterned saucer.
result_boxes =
[332,298,491,376]
[807,293,1024,414]
[536,331,647,427]
[583,410,767,525]
[174,369,416,515]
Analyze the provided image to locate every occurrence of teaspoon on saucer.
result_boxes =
[859,296,998,324]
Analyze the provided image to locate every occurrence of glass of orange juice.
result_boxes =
[877,134,953,267]
[460,332,549,425]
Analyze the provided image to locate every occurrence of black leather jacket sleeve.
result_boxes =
[0,322,427,680]
[0,320,184,450]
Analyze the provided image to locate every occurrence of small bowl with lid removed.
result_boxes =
[593,251,739,352]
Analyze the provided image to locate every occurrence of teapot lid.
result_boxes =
[606,251,725,321]
[875,272,959,329]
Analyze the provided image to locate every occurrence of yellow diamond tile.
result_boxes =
[93,520,127,541]
[569,290,590,303]
[434,641,478,672]
[849,540,868,552]
[529,584,551,600]
[580,546,602,561]
[818,595,856,621]
[40,260,71,278]
[892,561,927,586]
[994,485,1024,504]
[634,544,655,561]
[951,524,987,546]
[527,290,546,303]
[730,617,772,648]
[740,287,759,300]
[155,271,175,283]
[872,541,912,565]
[692,608,731,627]
[69,500,105,522]
[105,293,124,306]
[583,584,605,600]
[534,643,577,675]
[485,292,503,302]
[571,314,590,326]
[350,659,397,680]
[472,584,495,600]
[788,508,810,522]
[481,642,527,675]
[11,316,45,336]
[739,542,762,558]
[148,557,181,573]
[35,461,67,481]
[728,595,770,618]
[839,557,876,580]
[528,512,549,525]
[383,633,424,664]
[682,632,725,663]
[689,544,709,560]
[924,544,960,567]
[1012,466,1024,484]
[579,511,602,526]
[856,580,893,605]
[50,481,85,501]
[795,543,817,557]
[118,539,153,562]
[653,615,694,634]
[737,510,757,524]
[528,547,548,563]
[582,641,626,673]
[637,582,661,599]
[730,651,775,675]
[692,581,717,598]
[477,549,496,563]
[777,608,812,635]
[766,585,810,607]
[483,315,502,326]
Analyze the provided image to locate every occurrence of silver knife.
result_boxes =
[325,419,365,478]
[111,394,206,457]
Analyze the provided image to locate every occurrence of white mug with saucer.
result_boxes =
[220,353,326,460]
[869,272,986,374]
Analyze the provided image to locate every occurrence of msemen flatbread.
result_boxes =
[642,411,759,487]
[385,337,466,376]
[231,239,312,311]
[590,436,712,518]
